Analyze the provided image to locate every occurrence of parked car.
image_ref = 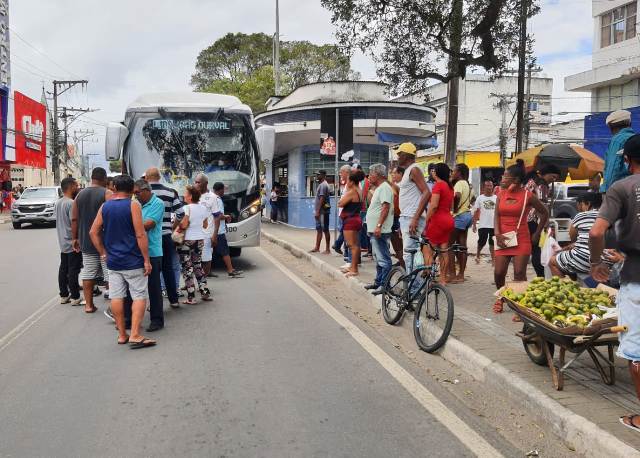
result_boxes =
[550,183,590,219]
[11,186,62,229]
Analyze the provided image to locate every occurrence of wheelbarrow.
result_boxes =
[504,298,627,391]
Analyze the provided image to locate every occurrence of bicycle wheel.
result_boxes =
[381,266,407,325]
[413,283,454,353]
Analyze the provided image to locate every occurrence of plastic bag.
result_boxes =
[541,234,561,267]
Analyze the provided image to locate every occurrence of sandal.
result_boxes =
[129,337,157,349]
[492,298,504,314]
[200,288,213,302]
[182,297,197,305]
[345,271,359,278]
[84,306,98,314]
[117,336,130,345]
[620,415,640,433]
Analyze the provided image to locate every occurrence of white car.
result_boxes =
[11,186,62,229]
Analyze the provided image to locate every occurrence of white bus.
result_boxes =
[105,92,274,256]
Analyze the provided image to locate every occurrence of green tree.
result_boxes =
[320,0,539,96]
[191,32,358,113]
[109,160,122,173]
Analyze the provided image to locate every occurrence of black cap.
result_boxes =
[624,134,640,159]
[317,170,327,175]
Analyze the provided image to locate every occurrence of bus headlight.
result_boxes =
[239,199,261,221]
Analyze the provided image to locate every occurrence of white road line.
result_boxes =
[258,247,504,458]
[0,295,59,354]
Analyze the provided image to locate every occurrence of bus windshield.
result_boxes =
[124,111,258,196]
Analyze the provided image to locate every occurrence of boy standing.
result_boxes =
[212,182,243,278]
[472,180,497,264]
[55,177,82,305]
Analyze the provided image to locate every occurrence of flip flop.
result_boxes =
[85,306,98,314]
[620,415,640,432]
[117,337,130,345]
[129,338,156,349]
[182,299,197,305]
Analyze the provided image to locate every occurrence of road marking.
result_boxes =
[0,295,59,354]
[258,247,504,458]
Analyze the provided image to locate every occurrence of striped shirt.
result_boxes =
[150,183,184,235]
[556,210,598,274]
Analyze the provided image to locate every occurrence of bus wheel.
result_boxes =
[229,247,242,258]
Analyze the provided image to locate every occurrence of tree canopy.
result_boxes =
[191,32,358,113]
[321,0,539,96]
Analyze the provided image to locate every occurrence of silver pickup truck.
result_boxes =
[11,186,62,229]
[550,183,591,219]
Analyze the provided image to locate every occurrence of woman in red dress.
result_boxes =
[493,163,548,311]
[422,163,455,284]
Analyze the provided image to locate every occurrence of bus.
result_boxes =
[105,92,274,256]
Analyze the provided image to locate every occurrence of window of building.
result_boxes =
[304,149,388,197]
[601,2,637,48]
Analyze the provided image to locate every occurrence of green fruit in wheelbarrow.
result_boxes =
[552,314,567,322]
[543,309,553,320]
[567,306,578,315]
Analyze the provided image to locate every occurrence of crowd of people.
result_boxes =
[54,166,242,349]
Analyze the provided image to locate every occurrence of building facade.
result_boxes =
[255,81,436,229]
[565,1,640,112]
[396,74,554,153]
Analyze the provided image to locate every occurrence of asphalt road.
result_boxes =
[0,224,514,457]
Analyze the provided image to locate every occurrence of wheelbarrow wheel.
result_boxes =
[522,323,555,366]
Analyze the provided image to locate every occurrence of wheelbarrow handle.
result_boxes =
[609,325,628,333]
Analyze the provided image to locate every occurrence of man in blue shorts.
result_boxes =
[590,133,640,430]
[311,170,331,254]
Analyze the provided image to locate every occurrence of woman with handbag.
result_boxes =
[174,185,212,304]
[338,169,365,277]
[493,163,548,314]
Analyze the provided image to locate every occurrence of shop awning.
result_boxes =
[376,131,438,148]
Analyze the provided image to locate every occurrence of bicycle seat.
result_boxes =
[404,248,419,255]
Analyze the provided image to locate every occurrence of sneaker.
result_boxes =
[332,245,343,255]
[103,290,110,300]
[228,270,243,278]
[363,284,378,290]
[372,286,385,296]
[70,298,82,306]
[146,322,164,332]
[92,286,101,297]
[60,296,71,304]
[177,291,185,298]
[103,307,115,322]
[162,290,167,298]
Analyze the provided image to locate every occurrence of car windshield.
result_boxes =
[20,188,58,199]
[125,112,258,196]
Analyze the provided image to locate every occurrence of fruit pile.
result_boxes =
[502,277,613,328]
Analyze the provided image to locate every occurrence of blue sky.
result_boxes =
[8,0,595,164]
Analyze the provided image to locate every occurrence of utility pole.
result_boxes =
[444,0,463,167]
[274,0,281,96]
[490,93,515,166]
[59,106,95,176]
[524,65,543,150]
[51,80,88,184]
[515,0,528,154]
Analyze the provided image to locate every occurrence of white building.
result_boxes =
[396,74,554,153]
[565,1,640,111]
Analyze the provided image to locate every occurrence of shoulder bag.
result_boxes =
[498,190,529,250]
[171,204,190,245]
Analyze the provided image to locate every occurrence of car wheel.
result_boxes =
[12,222,21,229]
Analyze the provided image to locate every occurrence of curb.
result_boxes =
[262,229,640,458]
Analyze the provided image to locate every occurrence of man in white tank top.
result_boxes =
[396,143,432,274]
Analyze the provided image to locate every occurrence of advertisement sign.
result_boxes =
[14,91,47,169]
[0,86,7,161]
[0,0,10,90]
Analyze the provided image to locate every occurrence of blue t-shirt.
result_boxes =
[601,127,635,192]
[102,198,144,271]
[142,194,164,258]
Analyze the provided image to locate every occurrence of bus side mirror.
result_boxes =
[105,123,129,161]
[255,126,275,164]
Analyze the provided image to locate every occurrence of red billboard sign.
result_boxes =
[14,91,46,169]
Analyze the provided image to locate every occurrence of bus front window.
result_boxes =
[125,112,258,196]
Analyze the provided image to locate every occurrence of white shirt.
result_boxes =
[185,204,209,241]
[472,194,497,229]
[199,190,218,236]
[214,195,226,235]
[398,163,425,218]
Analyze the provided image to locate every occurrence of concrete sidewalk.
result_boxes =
[262,221,640,456]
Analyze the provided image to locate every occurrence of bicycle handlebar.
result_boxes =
[408,234,468,253]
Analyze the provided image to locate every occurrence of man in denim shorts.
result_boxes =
[449,163,473,283]
[590,133,640,430]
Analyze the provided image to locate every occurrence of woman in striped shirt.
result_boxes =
[549,193,602,277]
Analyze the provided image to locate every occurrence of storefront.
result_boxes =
[255,81,436,229]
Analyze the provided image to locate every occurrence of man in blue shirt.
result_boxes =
[601,109,635,192]
[134,179,165,332]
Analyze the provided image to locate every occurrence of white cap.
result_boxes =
[606,109,631,126]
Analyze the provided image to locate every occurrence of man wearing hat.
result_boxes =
[396,143,431,277]
[590,134,640,430]
[601,109,635,192]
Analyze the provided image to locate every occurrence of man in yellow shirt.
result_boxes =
[449,163,473,283]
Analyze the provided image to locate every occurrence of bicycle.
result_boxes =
[381,236,465,353]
